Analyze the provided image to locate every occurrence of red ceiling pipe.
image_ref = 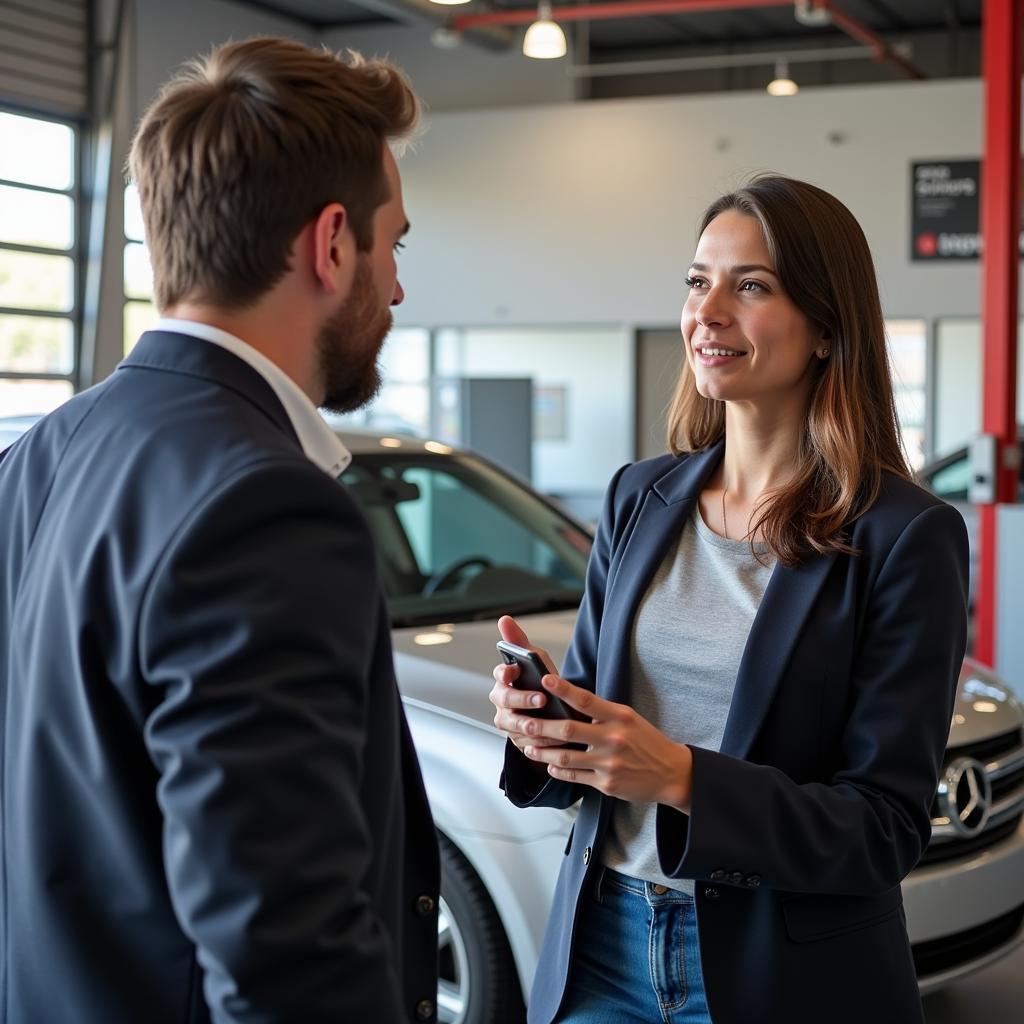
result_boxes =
[452,0,781,27]
[818,1,925,79]
[974,0,1023,668]
[452,0,927,79]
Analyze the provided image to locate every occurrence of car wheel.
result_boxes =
[438,833,526,1024]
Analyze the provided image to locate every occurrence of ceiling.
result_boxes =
[231,0,984,100]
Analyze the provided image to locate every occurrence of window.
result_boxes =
[934,317,1024,458]
[123,183,157,355]
[886,319,928,471]
[330,327,431,435]
[0,110,78,417]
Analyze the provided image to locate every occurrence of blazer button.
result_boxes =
[415,997,435,1020]
[704,887,720,899]
[729,871,744,885]
[415,895,436,916]
[583,846,592,865]
[745,875,762,889]
[710,869,726,881]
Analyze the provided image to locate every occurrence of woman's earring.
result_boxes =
[819,347,830,358]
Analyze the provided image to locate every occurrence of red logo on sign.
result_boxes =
[916,233,938,257]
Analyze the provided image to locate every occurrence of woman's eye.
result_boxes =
[393,241,406,254]
[684,276,706,289]
[740,279,766,292]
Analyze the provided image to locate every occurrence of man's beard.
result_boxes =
[317,256,393,414]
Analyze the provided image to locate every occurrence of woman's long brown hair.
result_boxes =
[666,175,912,566]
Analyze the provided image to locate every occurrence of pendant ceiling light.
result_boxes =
[523,2,567,60]
[767,59,799,96]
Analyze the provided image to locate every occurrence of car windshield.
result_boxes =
[928,457,971,502]
[341,452,592,627]
[923,439,1024,503]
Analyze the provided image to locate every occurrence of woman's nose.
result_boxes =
[695,293,731,329]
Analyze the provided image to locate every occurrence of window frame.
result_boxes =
[0,105,82,400]
[122,182,157,354]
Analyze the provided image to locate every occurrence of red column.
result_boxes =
[975,0,1023,666]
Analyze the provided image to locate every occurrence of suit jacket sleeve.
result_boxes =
[499,463,632,809]
[656,502,970,895]
[139,458,406,1022]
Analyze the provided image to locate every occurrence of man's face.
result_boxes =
[318,146,408,413]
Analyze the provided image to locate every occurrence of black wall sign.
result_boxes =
[911,159,1024,262]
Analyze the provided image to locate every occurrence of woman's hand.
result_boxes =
[524,675,694,812]
[489,616,568,756]
[489,617,693,812]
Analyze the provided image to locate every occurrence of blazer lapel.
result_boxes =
[719,549,837,759]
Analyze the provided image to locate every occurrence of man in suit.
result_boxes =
[0,37,438,1023]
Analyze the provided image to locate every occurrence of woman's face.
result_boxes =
[680,209,825,415]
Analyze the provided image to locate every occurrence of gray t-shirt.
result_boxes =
[601,505,776,894]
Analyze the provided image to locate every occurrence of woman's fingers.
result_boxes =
[541,674,621,721]
[492,662,519,685]
[497,614,531,647]
[511,733,568,751]
[497,614,558,676]
[489,675,547,712]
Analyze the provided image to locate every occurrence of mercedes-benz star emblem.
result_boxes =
[938,757,993,838]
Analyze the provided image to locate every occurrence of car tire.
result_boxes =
[438,832,526,1024]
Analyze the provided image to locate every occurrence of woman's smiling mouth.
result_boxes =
[694,343,747,364]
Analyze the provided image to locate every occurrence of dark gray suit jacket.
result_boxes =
[0,330,438,1022]
[502,442,969,1024]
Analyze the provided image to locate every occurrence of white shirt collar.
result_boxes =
[153,318,352,478]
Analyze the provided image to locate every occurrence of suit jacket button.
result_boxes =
[729,871,744,885]
[415,997,435,1020]
[704,887,720,899]
[415,895,436,916]
[746,875,761,888]
[710,869,726,881]
[583,845,592,865]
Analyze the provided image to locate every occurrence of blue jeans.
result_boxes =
[556,867,712,1024]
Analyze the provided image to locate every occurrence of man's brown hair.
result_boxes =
[129,37,420,310]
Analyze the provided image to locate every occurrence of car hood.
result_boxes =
[949,659,1024,747]
[394,610,578,730]
[394,617,1024,748]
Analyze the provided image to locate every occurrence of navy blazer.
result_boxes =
[0,331,439,1023]
[502,442,969,1024]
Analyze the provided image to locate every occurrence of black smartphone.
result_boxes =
[496,640,589,724]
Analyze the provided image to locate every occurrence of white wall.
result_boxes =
[935,319,1024,456]
[125,5,1023,471]
[440,327,632,505]
[134,6,572,120]
[321,24,575,112]
[392,79,1023,330]
[129,7,1021,339]
[133,0,313,117]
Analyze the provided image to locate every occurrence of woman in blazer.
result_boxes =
[490,176,969,1024]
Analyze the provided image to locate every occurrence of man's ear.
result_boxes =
[311,202,352,294]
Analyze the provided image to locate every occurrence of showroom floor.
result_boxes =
[922,941,1024,1023]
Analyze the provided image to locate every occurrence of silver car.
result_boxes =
[336,430,1024,1024]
